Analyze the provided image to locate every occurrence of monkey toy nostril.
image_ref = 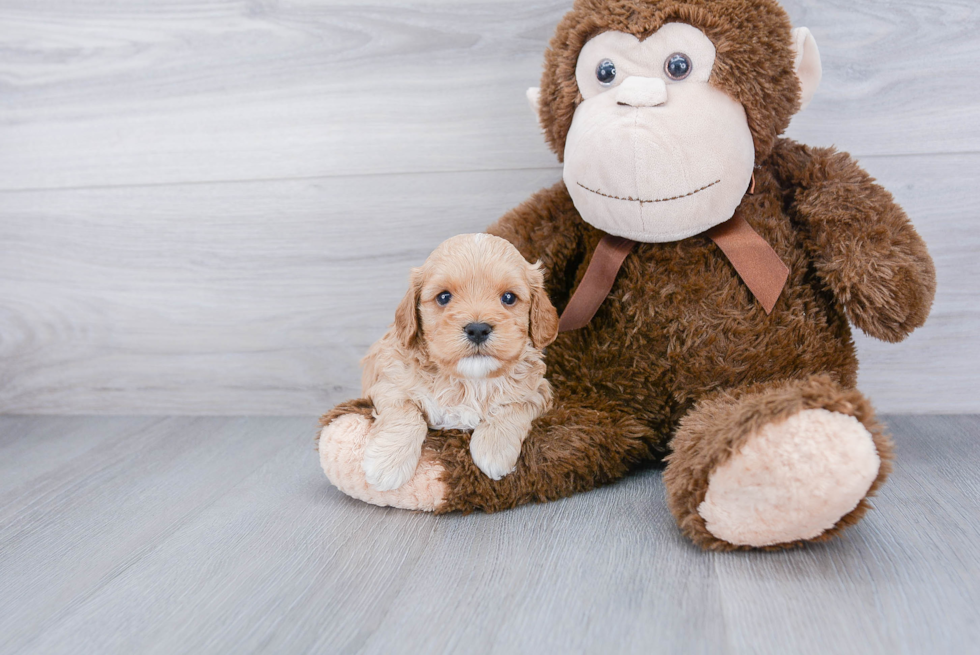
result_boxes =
[464,322,493,344]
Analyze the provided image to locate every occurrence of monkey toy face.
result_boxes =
[528,3,823,245]
[563,23,755,242]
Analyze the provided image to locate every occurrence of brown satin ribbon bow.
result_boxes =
[557,197,790,333]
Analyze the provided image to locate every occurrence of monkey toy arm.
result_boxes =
[771,139,936,343]
[487,181,586,307]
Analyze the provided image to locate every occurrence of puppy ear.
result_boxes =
[394,267,423,348]
[527,262,559,348]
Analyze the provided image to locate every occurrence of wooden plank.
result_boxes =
[0,168,561,414]
[0,415,158,494]
[8,417,725,654]
[1,151,975,414]
[714,415,980,655]
[1,415,977,654]
[356,476,727,655]
[0,0,978,191]
[0,416,296,654]
[782,0,980,158]
[0,0,565,191]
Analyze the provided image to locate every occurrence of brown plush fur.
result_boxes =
[435,145,928,525]
[663,375,893,551]
[320,0,936,549]
[769,141,936,342]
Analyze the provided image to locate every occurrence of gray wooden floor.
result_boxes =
[1,415,977,654]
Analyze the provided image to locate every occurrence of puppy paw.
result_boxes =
[470,426,522,481]
[318,414,446,511]
[362,425,424,491]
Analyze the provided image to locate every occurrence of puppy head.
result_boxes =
[395,233,558,378]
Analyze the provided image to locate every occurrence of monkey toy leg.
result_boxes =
[663,375,893,550]
[317,399,447,511]
[317,394,657,513]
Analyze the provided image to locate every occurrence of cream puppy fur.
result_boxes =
[361,234,559,491]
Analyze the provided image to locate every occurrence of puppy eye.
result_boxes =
[664,53,692,81]
[595,59,616,86]
[501,292,517,306]
[436,291,452,306]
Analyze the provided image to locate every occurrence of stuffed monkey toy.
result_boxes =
[318,0,936,550]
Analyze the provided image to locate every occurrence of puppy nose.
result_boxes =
[464,322,493,344]
[616,76,667,108]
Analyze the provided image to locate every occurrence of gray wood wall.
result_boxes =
[1,0,978,415]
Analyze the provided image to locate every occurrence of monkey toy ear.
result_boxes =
[526,87,542,125]
[792,27,822,111]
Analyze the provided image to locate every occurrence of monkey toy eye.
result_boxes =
[595,59,617,86]
[664,53,692,80]
[436,291,452,306]
[501,292,517,306]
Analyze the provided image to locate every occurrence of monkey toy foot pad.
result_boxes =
[319,414,446,512]
[698,409,880,548]
[664,377,895,550]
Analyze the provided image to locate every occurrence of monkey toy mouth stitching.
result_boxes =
[576,179,721,206]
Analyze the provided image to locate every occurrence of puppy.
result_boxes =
[360,233,559,491]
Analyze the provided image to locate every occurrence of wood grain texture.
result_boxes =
[0,168,561,414]
[2,155,975,414]
[0,414,978,654]
[0,0,977,191]
[0,0,978,414]
[0,416,292,653]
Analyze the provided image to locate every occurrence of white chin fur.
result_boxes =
[456,356,502,379]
